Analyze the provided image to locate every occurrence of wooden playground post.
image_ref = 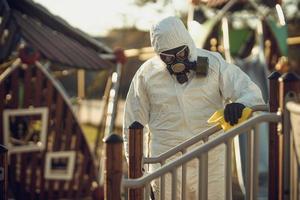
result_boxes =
[128,121,144,200]
[104,134,123,200]
[278,72,300,200]
[0,145,8,200]
[268,71,281,200]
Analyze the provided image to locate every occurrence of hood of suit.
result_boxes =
[150,16,198,62]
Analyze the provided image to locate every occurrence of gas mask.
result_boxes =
[160,45,208,84]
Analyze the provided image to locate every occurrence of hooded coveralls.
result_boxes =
[123,16,264,199]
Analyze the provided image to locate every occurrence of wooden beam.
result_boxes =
[77,69,85,99]
[287,36,300,46]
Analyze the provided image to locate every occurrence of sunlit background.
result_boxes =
[33,0,189,36]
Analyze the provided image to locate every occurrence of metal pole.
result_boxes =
[171,169,177,200]
[225,139,232,200]
[198,153,208,200]
[181,149,187,200]
[252,125,260,200]
[245,130,254,200]
[160,160,166,200]
[144,183,150,200]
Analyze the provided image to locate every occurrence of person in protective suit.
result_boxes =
[123,16,264,200]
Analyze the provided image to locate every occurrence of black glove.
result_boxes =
[224,103,245,126]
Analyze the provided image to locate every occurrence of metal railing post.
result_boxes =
[286,102,300,200]
[0,145,8,200]
[198,153,208,200]
[160,160,166,200]
[128,121,144,200]
[245,130,254,200]
[225,139,232,200]
[252,125,260,200]
[171,169,177,200]
[278,72,300,200]
[268,71,281,199]
[103,134,123,200]
[181,149,187,200]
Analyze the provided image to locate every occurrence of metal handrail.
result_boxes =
[123,112,280,188]
[144,124,220,164]
[144,104,269,164]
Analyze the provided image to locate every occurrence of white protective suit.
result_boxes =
[123,16,264,200]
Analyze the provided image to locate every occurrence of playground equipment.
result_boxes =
[0,59,101,199]
[0,0,123,199]
[102,70,300,200]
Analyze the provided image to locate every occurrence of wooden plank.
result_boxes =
[67,124,81,198]
[64,113,74,150]
[56,104,70,198]
[29,67,44,199]
[34,68,44,106]
[75,133,89,199]
[10,69,19,108]
[82,158,95,196]
[47,94,64,200]
[39,78,54,200]
[58,111,73,197]
[9,68,21,199]
[18,65,34,198]
[52,95,64,151]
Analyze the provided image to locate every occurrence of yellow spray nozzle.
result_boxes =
[207,107,253,131]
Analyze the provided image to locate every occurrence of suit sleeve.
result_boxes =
[217,54,265,107]
[122,68,150,161]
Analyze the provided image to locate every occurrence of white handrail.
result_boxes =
[144,124,220,164]
[123,112,280,188]
[144,104,269,164]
